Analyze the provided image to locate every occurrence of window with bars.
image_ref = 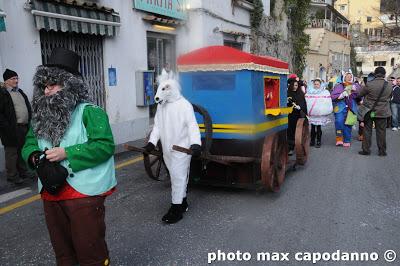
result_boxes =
[374,61,386,67]
[39,30,106,108]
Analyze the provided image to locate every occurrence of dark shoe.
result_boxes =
[378,151,387,156]
[315,141,321,148]
[310,140,315,147]
[358,151,371,156]
[7,176,24,184]
[182,197,189,212]
[13,177,24,185]
[162,204,183,224]
[288,150,294,156]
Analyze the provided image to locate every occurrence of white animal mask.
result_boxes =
[155,79,182,104]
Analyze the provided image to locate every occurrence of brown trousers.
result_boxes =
[362,115,387,153]
[4,124,29,180]
[43,196,110,266]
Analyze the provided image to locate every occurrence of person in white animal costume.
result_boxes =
[144,75,201,224]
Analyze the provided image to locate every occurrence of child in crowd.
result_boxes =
[305,78,333,148]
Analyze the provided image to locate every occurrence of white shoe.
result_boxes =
[392,127,398,131]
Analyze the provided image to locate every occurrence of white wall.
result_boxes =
[100,0,151,144]
[0,0,42,99]
[0,0,42,172]
[176,0,251,56]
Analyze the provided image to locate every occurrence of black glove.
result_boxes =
[28,151,43,169]
[36,155,69,195]
[190,144,202,158]
[143,142,155,153]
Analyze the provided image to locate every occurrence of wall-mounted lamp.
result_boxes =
[152,24,176,31]
[213,27,220,33]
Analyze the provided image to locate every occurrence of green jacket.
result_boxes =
[22,103,117,195]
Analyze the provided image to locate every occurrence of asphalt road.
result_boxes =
[1,124,400,266]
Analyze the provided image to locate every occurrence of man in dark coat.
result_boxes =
[358,67,392,156]
[0,69,33,184]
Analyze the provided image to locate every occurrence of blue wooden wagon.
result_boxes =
[127,46,310,192]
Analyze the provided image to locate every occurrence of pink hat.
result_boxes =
[288,74,298,79]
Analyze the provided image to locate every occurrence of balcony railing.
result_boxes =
[308,19,333,31]
[368,35,383,42]
[311,0,332,4]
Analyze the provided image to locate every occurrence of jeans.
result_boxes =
[334,109,352,143]
[391,103,400,128]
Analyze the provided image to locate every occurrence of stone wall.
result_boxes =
[251,0,294,71]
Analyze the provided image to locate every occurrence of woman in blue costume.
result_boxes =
[331,72,361,147]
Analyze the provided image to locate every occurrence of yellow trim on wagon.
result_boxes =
[265,107,293,116]
[198,117,288,134]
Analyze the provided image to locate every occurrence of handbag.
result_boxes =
[357,81,388,121]
[345,109,357,126]
[357,105,370,121]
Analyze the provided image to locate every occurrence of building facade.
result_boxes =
[355,45,400,77]
[0,0,269,171]
[303,0,351,82]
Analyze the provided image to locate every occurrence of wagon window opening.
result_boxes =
[263,77,280,109]
[192,73,236,91]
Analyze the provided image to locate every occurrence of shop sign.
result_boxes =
[133,0,188,20]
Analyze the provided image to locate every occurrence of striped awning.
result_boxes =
[30,0,120,36]
[0,9,6,32]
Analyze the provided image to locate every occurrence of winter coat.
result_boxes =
[287,89,307,118]
[331,82,361,114]
[391,85,400,104]
[0,85,32,146]
[359,77,392,118]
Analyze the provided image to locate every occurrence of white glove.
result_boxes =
[338,91,349,99]
[294,104,301,110]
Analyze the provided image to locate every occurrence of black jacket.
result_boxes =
[287,89,307,118]
[0,85,32,146]
[392,85,400,104]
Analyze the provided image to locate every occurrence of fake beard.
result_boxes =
[31,66,92,146]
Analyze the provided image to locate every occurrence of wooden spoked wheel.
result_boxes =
[143,141,170,181]
[261,131,288,192]
[295,118,310,166]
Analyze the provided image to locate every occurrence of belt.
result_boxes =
[16,123,28,126]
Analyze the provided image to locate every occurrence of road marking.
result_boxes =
[0,155,144,216]
[0,194,41,215]
[115,156,143,170]
[0,188,32,204]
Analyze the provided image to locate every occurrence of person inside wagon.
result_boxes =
[287,79,307,156]
[331,71,361,147]
[305,78,333,148]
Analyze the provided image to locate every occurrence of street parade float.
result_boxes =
[126,46,310,192]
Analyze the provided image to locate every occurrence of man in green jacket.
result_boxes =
[22,48,117,266]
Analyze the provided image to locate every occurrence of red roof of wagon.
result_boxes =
[177,46,289,74]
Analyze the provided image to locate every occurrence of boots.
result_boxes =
[310,125,316,146]
[162,204,184,224]
[182,197,189,212]
[315,128,322,148]
[162,198,188,224]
